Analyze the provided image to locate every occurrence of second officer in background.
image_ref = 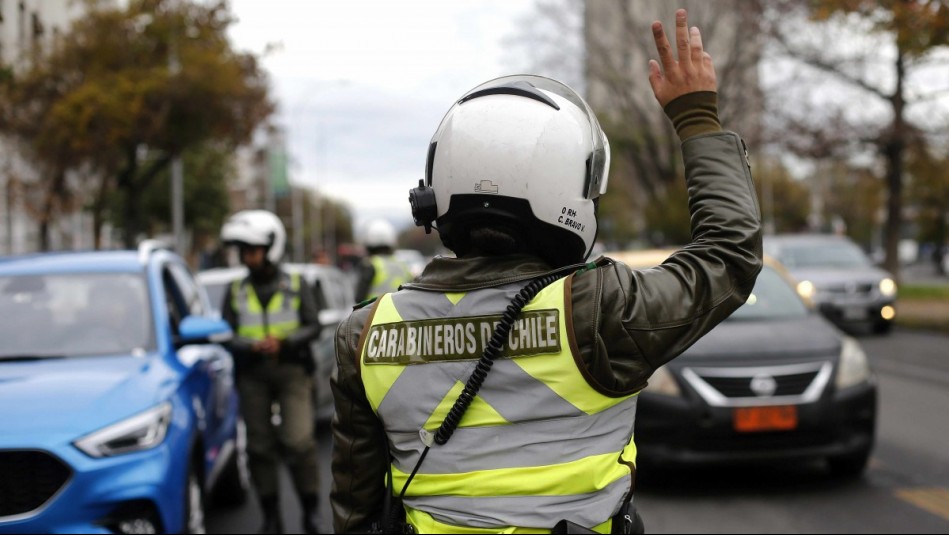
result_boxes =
[220,209,322,535]
[354,218,415,303]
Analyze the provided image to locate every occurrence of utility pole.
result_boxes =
[168,18,184,255]
[292,185,304,262]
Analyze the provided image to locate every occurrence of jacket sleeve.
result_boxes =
[330,307,390,533]
[571,131,763,396]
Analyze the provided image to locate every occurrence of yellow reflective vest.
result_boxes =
[230,271,301,341]
[358,276,638,533]
[369,254,414,297]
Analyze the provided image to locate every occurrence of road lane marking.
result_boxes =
[896,488,949,523]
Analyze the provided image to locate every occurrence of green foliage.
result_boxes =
[137,143,232,239]
[823,163,884,249]
[907,144,949,249]
[754,158,812,233]
[899,284,949,300]
[810,0,949,55]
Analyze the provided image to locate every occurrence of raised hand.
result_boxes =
[647,9,718,108]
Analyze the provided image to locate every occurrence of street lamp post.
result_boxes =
[287,79,349,262]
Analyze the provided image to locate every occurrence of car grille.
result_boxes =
[701,371,819,398]
[682,361,833,407]
[0,450,71,518]
[823,283,874,296]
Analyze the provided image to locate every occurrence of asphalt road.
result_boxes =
[207,327,949,534]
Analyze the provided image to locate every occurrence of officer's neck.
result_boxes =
[249,262,278,284]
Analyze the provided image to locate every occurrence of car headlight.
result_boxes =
[644,365,681,397]
[836,337,871,389]
[74,402,173,458]
[879,278,897,297]
[796,280,816,301]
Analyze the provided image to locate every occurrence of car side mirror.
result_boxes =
[176,316,233,347]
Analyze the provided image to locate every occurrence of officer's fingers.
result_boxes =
[689,26,704,65]
[648,59,665,98]
[652,21,676,74]
[674,9,691,65]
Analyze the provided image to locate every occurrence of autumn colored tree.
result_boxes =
[0,0,273,248]
[511,0,766,247]
[138,142,234,257]
[761,0,949,279]
[754,157,812,235]
[907,143,949,275]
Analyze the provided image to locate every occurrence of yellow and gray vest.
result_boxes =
[359,277,638,534]
[369,255,414,297]
[231,271,301,340]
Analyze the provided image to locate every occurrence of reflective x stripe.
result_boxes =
[359,278,638,531]
[232,271,301,340]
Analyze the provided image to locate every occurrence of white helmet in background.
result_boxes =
[409,74,610,267]
[220,209,287,264]
[363,218,398,249]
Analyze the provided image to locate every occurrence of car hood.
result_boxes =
[674,314,841,365]
[787,266,891,287]
[0,353,177,437]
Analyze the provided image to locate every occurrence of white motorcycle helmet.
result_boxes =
[363,218,398,250]
[220,209,287,264]
[409,74,610,267]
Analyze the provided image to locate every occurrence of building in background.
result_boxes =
[0,0,107,255]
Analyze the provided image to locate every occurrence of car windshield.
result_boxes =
[0,273,154,358]
[776,242,871,269]
[728,266,809,321]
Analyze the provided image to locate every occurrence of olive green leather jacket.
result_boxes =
[331,130,762,532]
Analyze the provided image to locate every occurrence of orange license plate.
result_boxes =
[733,405,798,432]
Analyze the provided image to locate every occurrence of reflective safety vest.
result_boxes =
[369,255,414,297]
[358,277,638,534]
[231,271,301,340]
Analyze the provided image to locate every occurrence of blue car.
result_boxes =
[0,241,248,534]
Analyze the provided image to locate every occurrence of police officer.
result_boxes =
[331,9,762,534]
[354,218,415,302]
[220,210,322,534]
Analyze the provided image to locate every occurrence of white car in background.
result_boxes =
[394,248,428,277]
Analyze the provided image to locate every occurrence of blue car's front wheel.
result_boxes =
[185,459,207,534]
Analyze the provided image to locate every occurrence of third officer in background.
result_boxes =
[331,9,762,534]
[220,210,322,535]
[354,218,415,303]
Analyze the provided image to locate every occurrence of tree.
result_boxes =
[755,157,812,235]
[907,142,949,275]
[761,0,949,279]
[511,0,766,247]
[138,142,234,260]
[0,0,273,248]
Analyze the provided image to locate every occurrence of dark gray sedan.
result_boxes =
[607,250,878,477]
[764,234,897,334]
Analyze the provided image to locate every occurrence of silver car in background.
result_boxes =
[764,234,897,334]
[197,263,356,421]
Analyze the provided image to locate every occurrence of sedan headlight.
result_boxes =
[74,402,173,458]
[836,337,871,389]
[879,278,897,297]
[796,280,816,301]
[644,365,681,397]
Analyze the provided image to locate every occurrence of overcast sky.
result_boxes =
[227,0,537,235]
